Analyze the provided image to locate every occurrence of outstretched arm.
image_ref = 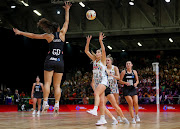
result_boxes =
[60,1,72,35]
[13,28,50,41]
[85,35,96,61]
[99,32,106,64]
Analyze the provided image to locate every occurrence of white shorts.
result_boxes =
[110,86,119,94]
[94,75,108,89]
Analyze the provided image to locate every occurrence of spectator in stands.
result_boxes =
[160,92,168,104]
[83,94,89,104]
[173,92,179,104]
[7,88,12,97]
[149,93,155,104]
[167,92,173,104]
[14,89,20,105]
[0,90,4,104]
[20,91,25,98]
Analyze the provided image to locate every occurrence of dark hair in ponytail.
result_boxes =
[37,18,59,33]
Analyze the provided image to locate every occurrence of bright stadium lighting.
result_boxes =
[137,42,142,47]
[165,0,171,3]
[169,38,173,43]
[79,2,85,7]
[21,1,29,7]
[57,10,60,15]
[107,45,112,50]
[129,0,134,5]
[33,10,42,16]
[11,6,16,9]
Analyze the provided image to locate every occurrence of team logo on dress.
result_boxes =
[50,57,58,61]
[53,39,61,42]
[57,58,60,61]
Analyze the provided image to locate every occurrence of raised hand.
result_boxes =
[99,32,106,41]
[63,1,72,11]
[86,35,92,43]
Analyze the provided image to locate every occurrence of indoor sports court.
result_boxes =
[0,0,180,129]
[0,112,180,129]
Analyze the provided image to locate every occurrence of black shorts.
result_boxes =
[105,87,112,96]
[34,92,43,99]
[123,86,137,96]
[44,56,64,73]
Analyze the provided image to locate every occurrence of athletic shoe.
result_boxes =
[32,110,36,115]
[42,102,49,113]
[112,119,118,125]
[96,119,107,126]
[135,115,140,122]
[54,104,59,114]
[131,118,136,124]
[122,118,130,124]
[87,109,98,116]
[117,117,123,123]
[37,111,40,115]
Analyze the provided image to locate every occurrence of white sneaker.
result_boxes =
[32,110,36,115]
[122,118,130,124]
[96,119,107,126]
[112,119,118,125]
[131,118,136,124]
[54,105,59,114]
[37,111,40,115]
[117,117,123,123]
[42,102,49,113]
[87,109,98,116]
[135,115,140,122]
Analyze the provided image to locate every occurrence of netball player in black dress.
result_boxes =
[31,76,44,115]
[119,61,140,124]
[13,2,72,114]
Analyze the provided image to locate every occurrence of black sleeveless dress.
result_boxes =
[123,70,137,96]
[44,32,64,73]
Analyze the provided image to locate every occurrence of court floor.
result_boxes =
[0,111,179,129]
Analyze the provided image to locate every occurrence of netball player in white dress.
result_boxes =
[85,33,129,125]
[106,55,123,122]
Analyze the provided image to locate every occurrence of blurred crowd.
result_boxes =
[0,54,179,105]
[60,55,180,105]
